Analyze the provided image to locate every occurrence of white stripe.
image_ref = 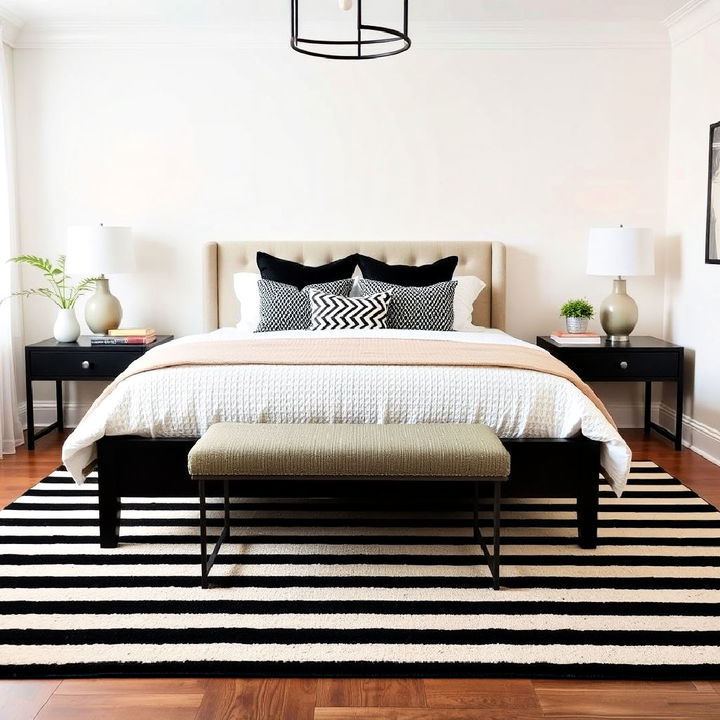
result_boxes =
[2,612,717,633]
[3,543,719,558]
[2,585,717,604]
[2,643,719,666]
[3,562,719,579]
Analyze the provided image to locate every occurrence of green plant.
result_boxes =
[3,255,96,309]
[560,298,594,319]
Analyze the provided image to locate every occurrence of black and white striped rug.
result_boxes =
[1,461,719,680]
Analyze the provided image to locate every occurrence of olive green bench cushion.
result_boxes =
[188,423,510,479]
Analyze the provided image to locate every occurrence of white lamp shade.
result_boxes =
[586,227,655,277]
[65,226,135,276]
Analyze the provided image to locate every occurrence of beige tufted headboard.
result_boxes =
[203,241,506,331]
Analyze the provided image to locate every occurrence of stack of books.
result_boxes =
[550,330,602,345]
[90,329,157,345]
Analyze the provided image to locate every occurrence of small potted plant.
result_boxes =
[3,255,96,342]
[560,298,594,334]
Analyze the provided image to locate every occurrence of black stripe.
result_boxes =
[10,500,708,518]
[3,553,719,568]
[2,598,718,618]
[4,534,719,547]
[4,627,720,647]
[1,575,719,590]
[3,517,720,529]
[37,477,96,485]
[3,659,719,681]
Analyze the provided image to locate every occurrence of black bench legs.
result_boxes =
[198,479,504,591]
[473,480,503,591]
[199,478,231,590]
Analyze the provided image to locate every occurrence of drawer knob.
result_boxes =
[81,360,91,370]
[619,361,628,370]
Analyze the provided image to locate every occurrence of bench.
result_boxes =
[188,423,511,590]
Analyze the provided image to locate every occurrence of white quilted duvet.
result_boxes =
[62,328,631,494]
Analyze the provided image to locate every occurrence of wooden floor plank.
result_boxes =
[424,678,540,712]
[0,680,61,720]
[55,678,207,695]
[195,678,317,720]
[316,679,426,708]
[534,689,720,717]
[314,709,543,720]
[533,679,698,693]
[34,692,204,720]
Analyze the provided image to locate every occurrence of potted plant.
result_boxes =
[560,298,594,334]
[3,255,96,342]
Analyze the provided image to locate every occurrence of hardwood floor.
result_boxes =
[1,429,719,720]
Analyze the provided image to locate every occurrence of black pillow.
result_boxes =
[257,252,358,289]
[357,255,458,286]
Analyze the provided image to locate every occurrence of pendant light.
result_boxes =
[291,0,411,59]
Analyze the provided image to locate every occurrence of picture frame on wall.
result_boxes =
[706,120,720,264]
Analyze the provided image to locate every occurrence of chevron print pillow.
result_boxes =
[308,289,393,330]
[356,279,457,331]
[256,279,353,332]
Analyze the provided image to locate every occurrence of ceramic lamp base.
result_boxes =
[600,278,638,343]
[85,277,122,334]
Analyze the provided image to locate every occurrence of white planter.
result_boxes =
[565,317,589,334]
[53,307,81,343]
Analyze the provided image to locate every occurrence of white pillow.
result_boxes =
[453,275,487,330]
[233,272,261,330]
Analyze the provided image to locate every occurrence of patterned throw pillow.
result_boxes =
[355,279,456,331]
[256,279,353,332]
[308,289,393,330]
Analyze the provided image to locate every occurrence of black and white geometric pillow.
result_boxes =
[355,279,456,331]
[256,279,353,332]
[308,289,393,330]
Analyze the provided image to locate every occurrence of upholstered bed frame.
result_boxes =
[96,241,600,550]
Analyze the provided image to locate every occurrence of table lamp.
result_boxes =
[66,225,135,334]
[586,226,654,343]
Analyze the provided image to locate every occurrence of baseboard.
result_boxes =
[19,401,91,432]
[603,402,649,429]
[657,403,720,467]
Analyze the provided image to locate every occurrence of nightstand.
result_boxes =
[24,335,173,450]
[536,336,684,451]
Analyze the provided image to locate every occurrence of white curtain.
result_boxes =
[0,29,23,457]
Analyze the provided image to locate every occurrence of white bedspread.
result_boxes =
[62,328,631,494]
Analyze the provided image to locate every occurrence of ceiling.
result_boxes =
[0,0,691,26]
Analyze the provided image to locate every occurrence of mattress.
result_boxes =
[61,328,631,493]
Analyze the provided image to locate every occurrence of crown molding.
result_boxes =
[664,0,720,45]
[10,19,670,51]
[0,5,24,47]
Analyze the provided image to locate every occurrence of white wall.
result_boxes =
[663,8,720,462]
[12,44,670,420]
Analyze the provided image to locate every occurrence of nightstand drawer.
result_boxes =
[29,350,140,379]
[562,351,679,380]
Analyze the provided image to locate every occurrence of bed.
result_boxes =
[61,240,630,549]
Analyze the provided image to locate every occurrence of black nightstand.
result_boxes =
[24,335,173,450]
[536,335,684,451]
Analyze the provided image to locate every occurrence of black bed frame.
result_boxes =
[96,435,602,550]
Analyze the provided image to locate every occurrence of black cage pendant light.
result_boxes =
[291,0,410,59]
